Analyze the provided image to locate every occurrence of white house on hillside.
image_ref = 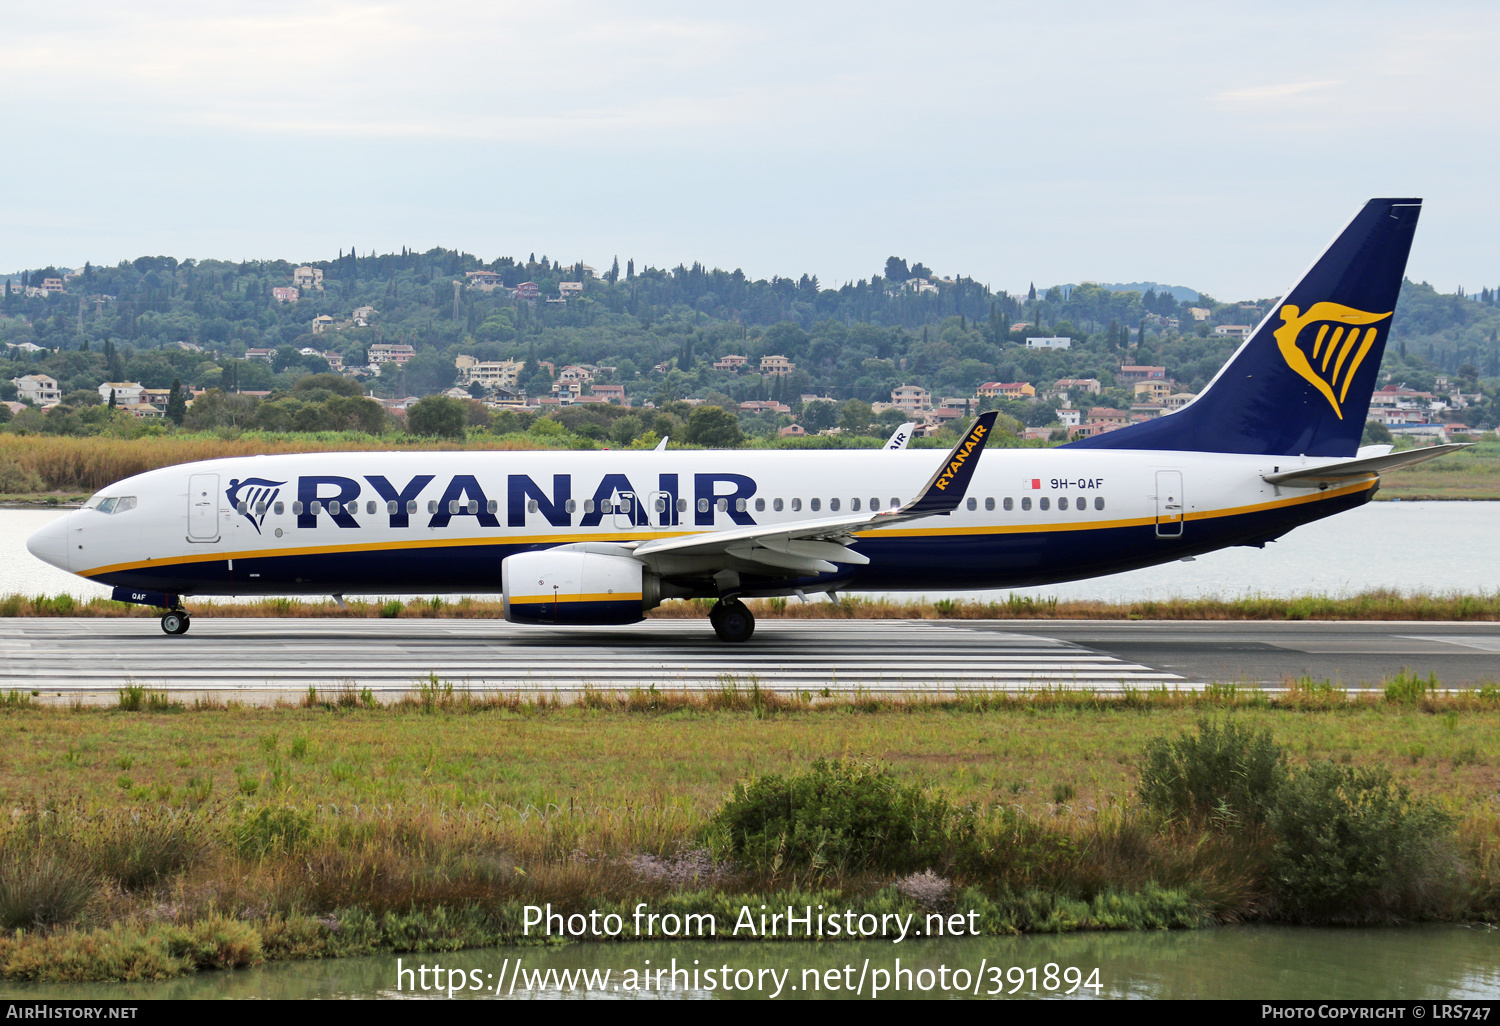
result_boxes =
[13,374,61,406]
[98,381,145,405]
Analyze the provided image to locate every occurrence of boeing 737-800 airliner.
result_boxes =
[27,198,1463,641]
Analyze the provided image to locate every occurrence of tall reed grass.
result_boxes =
[0,434,551,493]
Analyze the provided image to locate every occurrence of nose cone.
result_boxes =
[26,515,70,572]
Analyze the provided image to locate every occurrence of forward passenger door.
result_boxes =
[188,473,220,542]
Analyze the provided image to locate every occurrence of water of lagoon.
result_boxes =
[5,926,1498,1000]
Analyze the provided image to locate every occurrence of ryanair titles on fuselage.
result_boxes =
[257,471,758,532]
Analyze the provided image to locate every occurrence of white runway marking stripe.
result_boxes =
[0,617,1188,695]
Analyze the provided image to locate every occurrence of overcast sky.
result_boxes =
[3,1,1496,300]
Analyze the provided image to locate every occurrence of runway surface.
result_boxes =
[1,618,1496,703]
[994,621,1500,689]
[2,617,1178,702]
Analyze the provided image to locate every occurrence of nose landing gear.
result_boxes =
[160,610,191,636]
[708,598,754,643]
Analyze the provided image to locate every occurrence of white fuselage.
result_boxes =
[28,446,1375,599]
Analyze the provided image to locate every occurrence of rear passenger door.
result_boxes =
[1154,470,1184,538]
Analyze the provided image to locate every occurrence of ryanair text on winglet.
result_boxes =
[933,423,988,491]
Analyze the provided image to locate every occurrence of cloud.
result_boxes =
[4,2,1500,297]
[0,3,765,140]
[1213,80,1343,104]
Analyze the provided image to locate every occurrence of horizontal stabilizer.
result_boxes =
[1262,443,1469,485]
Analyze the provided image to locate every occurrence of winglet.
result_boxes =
[893,411,1000,516]
[883,422,916,450]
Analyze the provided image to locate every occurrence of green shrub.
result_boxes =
[94,816,204,890]
[166,915,264,970]
[715,758,973,875]
[144,691,178,712]
[1138,719,1286,827]
[0,459,46,493]
[1267,762,1457,924]
[0,923,191,982]
[1385,668,1439,704]
[379,600,403,618]
[232,806,313,858]
[0,848,95,929]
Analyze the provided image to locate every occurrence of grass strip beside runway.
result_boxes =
[6,589,1500,621]
[1,691,1497,981]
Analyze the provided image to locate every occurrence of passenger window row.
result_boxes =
[245,493,1105,519]
[738,495,1107,515]
[750,497,901,513]
[965,495,1106,512]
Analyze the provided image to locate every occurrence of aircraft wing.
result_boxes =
[629,413,999,577]
[1261,443,1469,486]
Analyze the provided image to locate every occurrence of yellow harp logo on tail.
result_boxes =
[1272,302,1392,419]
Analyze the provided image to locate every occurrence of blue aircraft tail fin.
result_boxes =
[1066,198,1421,456]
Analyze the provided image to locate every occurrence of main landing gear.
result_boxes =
[160,610,191,636]
[709,598,755,643]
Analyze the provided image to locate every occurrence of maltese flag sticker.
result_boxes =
[1023,478,1042,490]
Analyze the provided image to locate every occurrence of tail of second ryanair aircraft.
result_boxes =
[1067,197,1421,457]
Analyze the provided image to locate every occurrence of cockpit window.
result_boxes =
[85,495,136,514]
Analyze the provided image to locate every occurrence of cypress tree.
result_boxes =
[166,378,186,426]
[108,388,117,410]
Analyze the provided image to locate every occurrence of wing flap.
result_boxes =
[634,514,877,560]
[772,538,870,563]
[724,545,839,574]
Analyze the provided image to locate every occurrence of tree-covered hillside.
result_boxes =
[3,250,1498,429]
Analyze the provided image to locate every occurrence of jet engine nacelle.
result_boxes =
[501,549,658,625]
